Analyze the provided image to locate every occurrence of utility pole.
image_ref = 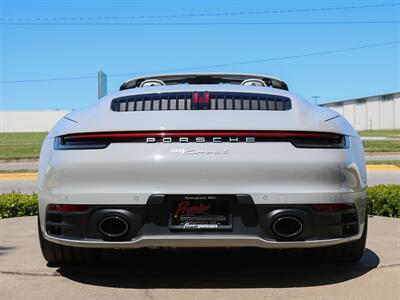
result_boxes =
[98,71,108,99]
[312,96,320,105]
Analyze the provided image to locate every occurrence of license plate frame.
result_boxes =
[169,195,232,231]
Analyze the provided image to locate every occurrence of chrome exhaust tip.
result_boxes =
[98,215,129,238]
[272,216,303,238]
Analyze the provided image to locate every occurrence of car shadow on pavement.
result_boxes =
[57,247,380,288]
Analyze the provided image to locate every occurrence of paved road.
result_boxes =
[0,180,37,194]
[0,170,398,194]
[0,216,399,299]
[368,171,400,186]
[365,153,400,161]
[0,161,38,171]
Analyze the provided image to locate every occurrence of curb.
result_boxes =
[0,173,38,181]
[366,165,400,172]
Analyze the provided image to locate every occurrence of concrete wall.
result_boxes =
[0,111,71,132]
[321,92,400,130]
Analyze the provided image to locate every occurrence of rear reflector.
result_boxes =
[47,204,90,213]
[311,204,354,212]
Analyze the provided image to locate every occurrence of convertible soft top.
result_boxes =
[120,73,289,91]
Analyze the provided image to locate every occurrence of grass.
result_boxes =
[0,132,47,160]
[359,130,400,153]
[358,129,400,138]
[366,160,400,167]
[363,140,400,153]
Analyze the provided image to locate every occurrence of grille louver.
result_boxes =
[111,92,291,112]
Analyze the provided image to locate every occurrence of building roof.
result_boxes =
[321,91,400,106]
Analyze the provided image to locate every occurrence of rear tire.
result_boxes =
[38,216,102,266]
[310,214,368,262]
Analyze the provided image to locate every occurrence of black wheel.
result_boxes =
[38,216,102,266]
[310,213,368,262]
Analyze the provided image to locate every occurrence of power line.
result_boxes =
[1,21,399,26]
[0,75,98,84]
[1,3,399,21]
[109,40,400,77]
[1,40,399,84]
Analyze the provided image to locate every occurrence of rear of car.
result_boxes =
[37,74,367,266]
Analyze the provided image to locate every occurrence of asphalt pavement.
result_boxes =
[0,160,38,171]
[0,180,37,194]
[0,215,399,299]
[367,170,400,186]
[365,153,400,161]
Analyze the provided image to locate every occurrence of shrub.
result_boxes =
[0,192,38,219]
[367,185,400,218]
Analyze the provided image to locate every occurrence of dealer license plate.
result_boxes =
[169,195,232,230]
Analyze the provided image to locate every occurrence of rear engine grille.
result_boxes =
[111,92,291,112]
[209,92,291,111]
[111,92,192,112]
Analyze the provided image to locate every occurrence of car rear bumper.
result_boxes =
[40,195,367,249]
[44,232,364,249]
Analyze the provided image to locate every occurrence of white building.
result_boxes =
[321,92,400,131]
[0,110,71,132]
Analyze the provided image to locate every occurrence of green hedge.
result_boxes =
[0,192,38,219]
[367,184,400,218]
[0,185,399,219]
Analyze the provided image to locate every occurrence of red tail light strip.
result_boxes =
[56,131,348,149]
[311,204,354,212]
[63,131,339,141]
[48,204,90,213]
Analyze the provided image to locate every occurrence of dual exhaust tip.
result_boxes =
[98,215,129,238]
[272,216,303,239]
[98,212,303,240]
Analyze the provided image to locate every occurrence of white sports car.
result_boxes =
[37,73,367,266]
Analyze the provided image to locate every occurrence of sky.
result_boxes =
[0,0,399,111]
